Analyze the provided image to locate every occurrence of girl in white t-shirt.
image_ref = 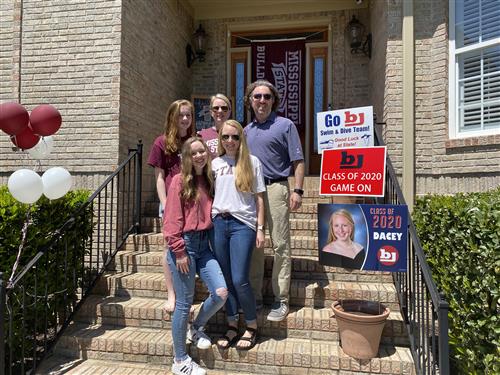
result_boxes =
[211,120,265,351]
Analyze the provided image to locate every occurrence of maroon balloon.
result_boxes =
[11,126,40,150]
[29,104,62,136]
[0,102,30,136]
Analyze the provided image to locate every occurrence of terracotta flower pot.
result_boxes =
[332,299,390,359]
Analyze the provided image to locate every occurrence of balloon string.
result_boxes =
[35,159,41,173]
[8,206,32,288]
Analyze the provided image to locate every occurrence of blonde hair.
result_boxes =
[163,99,195,154]
[327,209,356,243]
[180,137,213,202]
[210,93,231,111]
[217,120,254,193]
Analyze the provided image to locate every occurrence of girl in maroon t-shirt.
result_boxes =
[147,99,195,315]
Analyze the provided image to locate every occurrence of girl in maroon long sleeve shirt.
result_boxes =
[163,137,227,375]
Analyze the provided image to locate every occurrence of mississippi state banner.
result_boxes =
[251,39,305,130]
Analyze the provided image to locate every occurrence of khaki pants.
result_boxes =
[249,181,291,304]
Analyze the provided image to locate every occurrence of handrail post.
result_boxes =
[134,140,143,234]
[438,294,450,375]
[1,272,6,375]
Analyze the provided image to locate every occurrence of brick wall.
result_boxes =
[120,0,194,204]
[192,9,371,111]
[0,0,195,199]
[414,0,499,194]
[0,0,122,191]
[370,0,499,195]
[368,0,388,126]
[0,0,16,101]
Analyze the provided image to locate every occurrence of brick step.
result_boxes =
[123,233,320,256]
[55,323,414,374]
[140,216,320,237]
[75,295,409,346]
[36,357,256,375]
[110,250,392,284]
[35,357,168,375]
[92,272,401,310]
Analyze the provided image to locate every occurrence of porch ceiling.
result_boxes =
[186,0,368,20]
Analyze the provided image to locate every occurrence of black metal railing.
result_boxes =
[374,126,449,374]
[0,141,143,375]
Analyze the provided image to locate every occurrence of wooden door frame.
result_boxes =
[306,42,329,175]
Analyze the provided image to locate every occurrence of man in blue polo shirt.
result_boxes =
[244,79,305,322]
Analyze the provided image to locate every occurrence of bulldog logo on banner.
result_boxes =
[252,39,306,130]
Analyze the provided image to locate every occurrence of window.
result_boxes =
[450,0,500,138]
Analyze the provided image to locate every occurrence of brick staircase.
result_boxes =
[37,177,415,374]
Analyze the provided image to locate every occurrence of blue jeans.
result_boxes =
[213,215,257,324]
[167,230,227,361]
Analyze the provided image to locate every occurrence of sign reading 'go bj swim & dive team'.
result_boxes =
[316,106,374,153]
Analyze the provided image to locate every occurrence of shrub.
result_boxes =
[0,186,92,281]
[413,188,500,374]
[0,185,93,372]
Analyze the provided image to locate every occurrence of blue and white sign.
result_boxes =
[318,204,408,272]
[316,106,374,154]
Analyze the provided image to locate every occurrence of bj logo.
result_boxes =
[377,245,399,266]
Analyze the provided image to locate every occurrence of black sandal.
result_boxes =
[235,327,258,351]
[216,326,239,349]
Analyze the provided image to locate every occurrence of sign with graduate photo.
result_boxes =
[318,204,408,272]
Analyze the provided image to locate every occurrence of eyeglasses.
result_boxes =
[212,106,229,112]
[221,134,240,141]
[252,93,273,101]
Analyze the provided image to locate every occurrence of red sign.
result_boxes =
[320,146,387,196]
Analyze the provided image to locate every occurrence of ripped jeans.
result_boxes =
[167,229,227,361]
[213,215,257,324]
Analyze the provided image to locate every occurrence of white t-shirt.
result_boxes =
[212,154,266,230]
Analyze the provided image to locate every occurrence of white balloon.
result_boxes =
[28,136,54,159]
[8,169,43,204]
[42,167,72,200]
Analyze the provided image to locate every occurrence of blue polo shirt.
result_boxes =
[244,112,304,179]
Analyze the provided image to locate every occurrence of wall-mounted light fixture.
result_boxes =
[347,15,372,58]
[186,24,207,68]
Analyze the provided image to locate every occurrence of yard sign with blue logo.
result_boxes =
[318,204,408,272]
[316,106,374,153]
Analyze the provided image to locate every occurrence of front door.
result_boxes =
[229,27,330,175]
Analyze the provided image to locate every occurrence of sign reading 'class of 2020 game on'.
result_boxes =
[316,106,374,153]
[320,146,387,197]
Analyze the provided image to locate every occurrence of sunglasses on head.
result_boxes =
[221,134,240,141]
[252,93,273,100]
[212,105,229,112]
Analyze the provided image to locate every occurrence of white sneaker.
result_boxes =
[171,356,206,375]
[187,326,212,349]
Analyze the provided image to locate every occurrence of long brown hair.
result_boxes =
[180,137,213,201]
[217,120,254,193]
[163,99,195,154]
[327,209,356,243]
